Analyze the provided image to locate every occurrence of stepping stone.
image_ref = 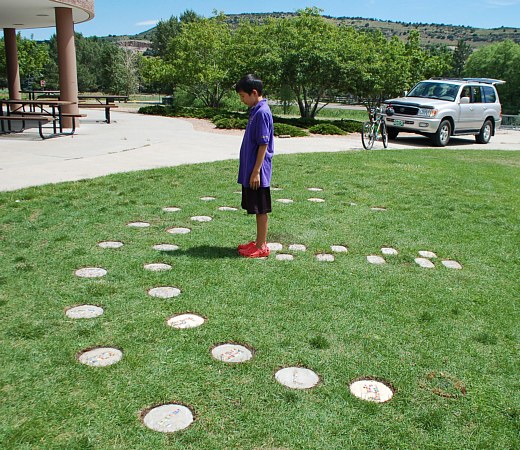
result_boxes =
[381,247,398,255]
[307,187,323,192]
[350,202,358,206]
[142,404,194,433]
[78,347,122,367]
[415,257,435,268]
[289,244,306,252]
[166,227,191,235]
[367,255,386,265]
[75,267,107,278]
[127,221,150,228]
[267,242,283,252]
[308,198,325,203]
[66,305,104,319]
[271,187,283,191]
[331,245,348,253]
[371,207,387,211]
[191,216,212,222]
[153,244,179,252]
[276,254,294,261]
[167,313,205,329]
[200,196,216,201]
[98,241,124,249]
[162,207,181,212]
[219,206,238,211]
[418,250,437,259]
[148,286,181,298]
[349,379,394,403]
[316,254,335,262]
[442,260,463,270]
[276,198,294,204]
[275,367,320,390]
[144,263,172,272]
[211,343,253,363]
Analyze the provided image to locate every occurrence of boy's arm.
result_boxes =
[249,144,268,190]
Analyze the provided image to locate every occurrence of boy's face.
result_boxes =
[238,90,260,108]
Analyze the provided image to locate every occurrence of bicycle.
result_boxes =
[361,106,391,149]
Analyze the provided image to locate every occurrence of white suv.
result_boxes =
[384,78,504,146]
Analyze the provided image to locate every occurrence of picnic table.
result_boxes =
[0,99,78,139]
[78,94,128,123]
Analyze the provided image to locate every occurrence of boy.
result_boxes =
[235,74,275,258]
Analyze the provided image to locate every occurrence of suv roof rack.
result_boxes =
[430,77,506,85]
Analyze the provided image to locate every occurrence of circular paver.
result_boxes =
[307,187,323,192]
[276,198,294,204]
[167,313,206,329]
[75,267,107,278]
[78,347,122,367]
[442,260,462,269]
[349,379,394,403]
[367,255,386,265]
[144,263,172,272]
[331,245,348,253]
[371,207,387,212]
[211,343,253,363]
[289,244,307,252]
[127,221,150,228]
[308,198,325,203]
[276,254,294,261]
[267,242,283,252]
[419,250,437,259]
[381,247,398,255]
[218,206,238,211]
[316,254,335,262]
[166,227,191,235]
[350,202,358,206]
[275,367,320,389]
[153,244,180,252]
[162,207,181,213]
[271,187,283,191]
[98,241,124,249]
[142,404,194,433]
[148,287,181,298]
[200,196,216,201]
[415,257,435,268]
[191,216,212,222]
[66,305,104,319]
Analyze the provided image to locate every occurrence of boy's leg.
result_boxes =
[255,213,268,248]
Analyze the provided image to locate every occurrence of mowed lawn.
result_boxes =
[0,150,518,449]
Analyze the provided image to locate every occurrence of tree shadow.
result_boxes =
[175,245,239,259]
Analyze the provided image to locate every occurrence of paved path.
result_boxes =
[1,109,519,192]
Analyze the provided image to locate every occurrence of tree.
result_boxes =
[450,39,473,77]
[140,56,175,94]
[151,10,201,57]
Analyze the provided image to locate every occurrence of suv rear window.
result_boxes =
[482,86,497,103]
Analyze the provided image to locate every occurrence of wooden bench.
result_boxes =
[78,103,118,123]
[0,115,55,139]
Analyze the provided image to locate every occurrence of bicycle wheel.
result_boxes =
[362,121,375,150]
[381,120,388,148]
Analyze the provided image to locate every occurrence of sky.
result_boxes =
[16,0,520,41]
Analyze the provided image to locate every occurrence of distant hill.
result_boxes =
[128,13,519,49]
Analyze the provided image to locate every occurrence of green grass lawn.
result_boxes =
[0,150,518,449]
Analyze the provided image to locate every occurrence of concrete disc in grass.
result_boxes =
[219,206,238,211]
[271,187,283,191]
[350,202,358,206]
[276,198,293,204]
[75,267,107,278]
[275,367,320,389]
[162,207,181,212]
[148,286,181,298]
[371,207,387,211]
[381,247,398,255]
[419,250,437,259]
[316,254,335,262]
[367,255,386,265]
[66,305,104,319]
[166,227,191,235]
[153,244,179,252]
[289,244,306,252]
[307,187,323,192]
[211,343,253,363]
[308,198,325,203]
[167,313,205,329]
[142,404,194,433]
[350,379,393,403]
[127,221,150,228]
[331,245,348,253]
[98,241,124,249]
[78,347,122,367]
[144,263,172,272]
[442,260,462,269]
[191,216,212,222]
[276,254,294,261]
[415,257,435,268]
[267,242,283,252]
[200,196,216,201]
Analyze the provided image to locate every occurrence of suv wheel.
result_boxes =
[432,120,451,147]
[475,119,493,144]
[387,127,399,140]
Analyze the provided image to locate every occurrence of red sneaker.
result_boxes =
[238,241,256,251]
[241,244,270,258]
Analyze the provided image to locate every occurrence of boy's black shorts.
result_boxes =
[241,186,272,214]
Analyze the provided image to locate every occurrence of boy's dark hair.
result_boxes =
[235,74,263,95]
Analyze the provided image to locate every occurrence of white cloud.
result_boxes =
[136,20,159,27]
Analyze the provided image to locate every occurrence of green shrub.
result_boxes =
[333,119,364,133]
[274,123,309,137]
[309,123,347,135]
[213,117,248,129]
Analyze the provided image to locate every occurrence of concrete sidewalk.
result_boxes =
[1,109,519,192]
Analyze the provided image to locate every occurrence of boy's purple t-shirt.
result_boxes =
[237,99,274,187]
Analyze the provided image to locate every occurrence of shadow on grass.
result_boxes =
[172,245,239,259]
